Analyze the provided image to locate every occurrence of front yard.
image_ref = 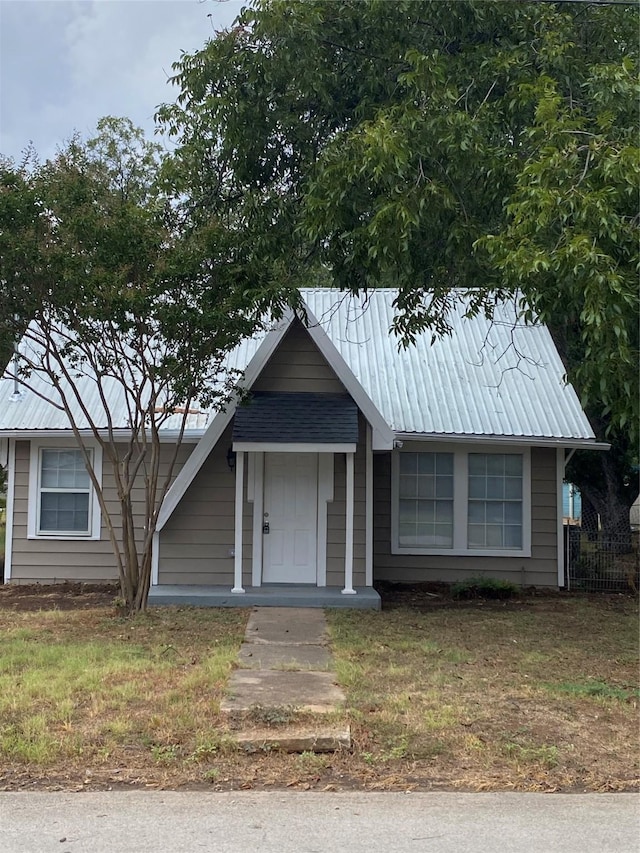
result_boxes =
[0,585,637,792]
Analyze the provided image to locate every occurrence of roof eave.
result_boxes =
[0,428,205,443]
[393,432,609,450]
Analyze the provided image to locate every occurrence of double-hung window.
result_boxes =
[398,452,454,548]
[29,443,102,539]
[467,453,523,549]
[393,446,530,556]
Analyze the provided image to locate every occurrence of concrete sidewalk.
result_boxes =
[4,791,638,853]
[221,608,350,752]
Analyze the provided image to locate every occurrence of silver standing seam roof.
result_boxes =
[0,289,595,443]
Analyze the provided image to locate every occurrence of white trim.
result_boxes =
[342,452,356,594]
[0,429,204,443]
[557,447,565,588]
[151,530,160,586]
[251,452,264,587]
[303,307,395,451]
[3,439,15,582]
[391,443,532,558]
[394,432,607,450]
[247,453,256,502]
[27,439,102,540]
[0,428,608,450]
[157,318,292,531]
[234,441,356,454]
[365,424,373,587]
[317,454,334,587]
[232,450,245,593]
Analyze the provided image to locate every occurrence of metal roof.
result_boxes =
[233,392,358,444]
[0,289,595,442]
[302,289,595,441]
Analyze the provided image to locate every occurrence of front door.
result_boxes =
[262,452,318,584]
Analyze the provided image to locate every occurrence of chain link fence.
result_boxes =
[565,525,639,593]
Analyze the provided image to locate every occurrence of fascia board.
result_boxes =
[233,442,356,453]
[0,429,205,443]
[393,433,609,450]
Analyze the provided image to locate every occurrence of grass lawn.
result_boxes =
[0,590,637,792]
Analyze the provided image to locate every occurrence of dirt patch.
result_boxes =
[376,580,636,613]
[0,581,118,612]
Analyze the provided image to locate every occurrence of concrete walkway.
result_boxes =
[221,608,350,752]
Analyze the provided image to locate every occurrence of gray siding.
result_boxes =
[159,325,365,588]
[252,320,346,394]
[158,425,249,586]
[373,445,559,587]
[9,439,193,584]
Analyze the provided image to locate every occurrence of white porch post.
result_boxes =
[365,424,373,587]
[151,531,159,587]
[232,450,245,593]
[557,447,565,589]
[342,451,356,594]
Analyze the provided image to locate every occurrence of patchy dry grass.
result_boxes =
[0,607,246,779]
[0,592,637,793]
[327,596,639,791]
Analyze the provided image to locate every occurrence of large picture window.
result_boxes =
[28,443,102,539]
[392,446,530,556]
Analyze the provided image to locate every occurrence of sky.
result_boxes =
[0,0,246,163]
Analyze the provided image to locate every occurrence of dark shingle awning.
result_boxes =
[232,392,358,448]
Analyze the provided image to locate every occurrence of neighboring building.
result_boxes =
[562,482,582,523]
[0,290,603,607]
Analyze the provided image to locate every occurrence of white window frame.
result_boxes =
[391,443,531,557]
[28,440,102,540]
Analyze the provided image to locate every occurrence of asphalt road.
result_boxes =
[1,791,638,853]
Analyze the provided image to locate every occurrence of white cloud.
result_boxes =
[0,0,244,162]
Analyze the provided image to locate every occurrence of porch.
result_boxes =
[148,584,381,610]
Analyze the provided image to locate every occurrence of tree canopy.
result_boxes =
[160,0,638,437]
[159,0,639,535]
[0,118,264,610]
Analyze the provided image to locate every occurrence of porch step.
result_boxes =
[235,725,351,754]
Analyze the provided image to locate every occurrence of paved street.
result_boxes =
[1,791,638,853]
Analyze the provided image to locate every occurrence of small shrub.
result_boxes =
[451,576,518,600]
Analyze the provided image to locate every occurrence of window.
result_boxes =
[467,453,522,549]
[398,452,454,548]
[392,446,530,556]
[28,443,102,539]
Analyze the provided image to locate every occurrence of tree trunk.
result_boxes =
[568,449,638,554]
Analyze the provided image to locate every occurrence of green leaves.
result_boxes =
[158,0,638,441]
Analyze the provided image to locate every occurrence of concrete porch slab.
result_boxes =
[148,585,381,610]
[221,670,345,715]
[238,643,331,670]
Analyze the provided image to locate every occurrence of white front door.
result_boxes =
[262,452,318,584]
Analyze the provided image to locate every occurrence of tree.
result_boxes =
[0,118,263,612]
[159,0,639,538]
